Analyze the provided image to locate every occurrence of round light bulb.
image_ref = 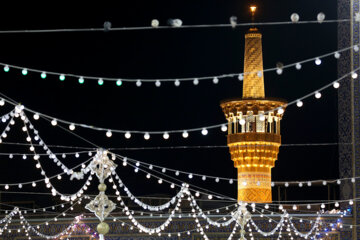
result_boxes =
[182,131,189,138]
[125,131,131,139]
[22,68,28,75]
[278,108,284,114]
[59,74,65,81]
[296,100,303,107]
[116,79,122,86]
[193,78,199,85]
[317,12,325,23]
[0,99,4,106]
[41,72,47,79]
[352,72,358,79]
[51,119,57,126]
[257,71,262,77]
[3,65,9,72]
[334,52,341,59]
[354,45,360,52]
[276,68,283,75]
[136,80,142,87]
[174,79,180,86]
[315,92,322,99]
[315,58,321,65]
[238,74,244,81]
[213,77,219,84]
[98,78,104,85]
[69,124,75,131]
[144,132,150,140]
[201,128,208,135]
[295,63,302,70]
[333,81,340,89]
[155,80,161,87]
[221,124,227,132]
[106,130,112,137]
[33,113,40,120]
[163,132,169,139]
[78,77,85,84]
[290,13,300,22]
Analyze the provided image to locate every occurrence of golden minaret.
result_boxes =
[220,6,287,203]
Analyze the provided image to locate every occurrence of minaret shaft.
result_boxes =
[242,29,265,99]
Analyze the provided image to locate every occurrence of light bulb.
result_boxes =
[213,77,219,84]
[146,174,151,179]
[69,124,75,131]
[201,128,208,135]
[259,114,265,121]
[106,130,112,137]
[59,74,65,81]
[276,68,283,75]
[239,118,246,125]
[78,77,85,84]
[0,99,4,106]
[98,78,104,85]
[333,81,340,88]
[292,205,297,210]
[315,58,321,65]
[238,74,244,80]
[221,125,227,132]
[116,79,122,86]
[188,174,193,179]
[335,202,339,207]
[182,131,189,138]
[208,195,213,200]
[315,92,322,99]
[41,72,47,79]
[22,68,28,75]
[321,203,325,209]
[3,65,9,72]
[125,131,131,139]
[350,200,354,205]
[155,80,161,87]
[295,63,302,70]
[290,13,300,22]
[144,132,150,140]
[257,71,262,77]
[354,45,359,52]
[334,52,341,59]
[193,78,199,85]
[163,132,169,139]
[136,80,142,87]
[33,113,40,120]
[352,72,358,79]
[307,204,311,209]
[51,119,57,126]
[151,19,159,27]
[296,100,303,107]
[278,108,284,114]
[317,12,325,23]
[174,80,180,86]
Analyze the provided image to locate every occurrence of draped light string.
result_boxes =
[0,40,357,86]
[0,65,356,141]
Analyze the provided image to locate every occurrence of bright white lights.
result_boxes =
[259,114,265,121]
[334,52,341,59]
[155,80,161,87]
[144,132,150,140]
[239,118,246,125]
[51,119,57,126]
[163,132,169,139]
[193,78,199,85]
[182,131,189,138]
[352,72,358,79]
[315,58,321,65]
[296,100,303,107]
[333,81,340,88]
[201,128,208,135]
[69,124,75,131]
[295,63,302,70]
[136,80,142,87]
[125,131,131,139]
[221,124,227,132]
[212,77,219,84]
[277,108,284,114]
[174,80,180,86]
[33,113,40,120]
[315,92,321,99]
[106,130,112,137]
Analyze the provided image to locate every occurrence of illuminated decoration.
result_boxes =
[220,6,287,203]
[85,149,116,239]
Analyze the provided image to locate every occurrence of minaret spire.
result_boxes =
[242,5,265,99]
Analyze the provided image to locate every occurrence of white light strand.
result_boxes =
[0,41,356,85]
[111,172,188,211]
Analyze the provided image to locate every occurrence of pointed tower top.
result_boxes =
[250,5,257,23]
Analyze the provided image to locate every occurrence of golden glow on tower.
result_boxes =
[220,7,287,203]
[250,6,257,14]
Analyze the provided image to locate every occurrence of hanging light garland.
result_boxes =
[0,42,357,87]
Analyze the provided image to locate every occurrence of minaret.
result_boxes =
[220,6,287,203]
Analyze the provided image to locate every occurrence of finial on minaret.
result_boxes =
[250,5,257,22]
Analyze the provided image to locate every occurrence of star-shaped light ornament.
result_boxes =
[355,12,360,22]
[89,149,117,182]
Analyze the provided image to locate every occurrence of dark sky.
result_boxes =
[0,1,339,207]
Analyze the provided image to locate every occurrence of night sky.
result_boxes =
[0,1,339,208]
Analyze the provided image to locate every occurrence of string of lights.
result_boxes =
[0,42,357,87]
